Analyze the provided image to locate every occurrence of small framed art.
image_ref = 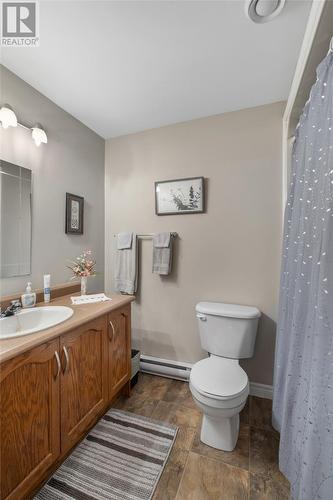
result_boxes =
[65,193,84,234]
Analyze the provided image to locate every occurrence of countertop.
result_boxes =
[0,293,135,363]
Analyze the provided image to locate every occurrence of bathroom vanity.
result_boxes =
[0,292,134,500]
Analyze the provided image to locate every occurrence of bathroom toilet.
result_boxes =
[189,301,260,451]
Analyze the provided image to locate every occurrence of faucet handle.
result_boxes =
[10,300,22,312]
[0,300,22,318]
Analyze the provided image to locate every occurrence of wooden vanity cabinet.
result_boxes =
[108,304,131,399]
[60,315,109,454]
[0,304,132,500]
[0,339,61,500]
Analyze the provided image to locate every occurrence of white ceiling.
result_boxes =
[1,0,312,138]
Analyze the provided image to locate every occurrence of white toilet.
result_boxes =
[189,301,260,452]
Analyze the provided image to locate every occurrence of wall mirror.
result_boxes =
[0,160,32,278]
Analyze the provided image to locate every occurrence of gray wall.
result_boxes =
[0,66,105,296]
[105,102,284,385]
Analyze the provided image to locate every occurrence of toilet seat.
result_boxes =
[190,381,249,412]
[190,356,249,405]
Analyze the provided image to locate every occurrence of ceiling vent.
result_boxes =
[246,0,286,23]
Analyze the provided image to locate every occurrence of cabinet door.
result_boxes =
[108,304,131,399]
[0,339,61,500]
[60,316,108,454]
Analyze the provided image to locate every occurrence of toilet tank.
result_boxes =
[196,302,261,359]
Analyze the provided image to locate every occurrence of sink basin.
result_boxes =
[0,306,74,340]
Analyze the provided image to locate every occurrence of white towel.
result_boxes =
[114,233,138,294]
[117,232,133,250]
[153,232,173,275]
[153,232,171,248]
[71,293,111,305]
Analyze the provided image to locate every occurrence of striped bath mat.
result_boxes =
[35,409,178,500]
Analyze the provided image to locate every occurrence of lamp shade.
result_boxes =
[31,124,48,146]
[0,105,18,129]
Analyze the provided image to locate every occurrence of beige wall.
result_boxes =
[0,66,105,296]
[105,102,284,385]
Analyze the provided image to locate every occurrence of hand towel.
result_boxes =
[153,232,173,275]
[153,232,171,248]
[117,232,133,250]
[71,293,111,305]
[114,233,138,294]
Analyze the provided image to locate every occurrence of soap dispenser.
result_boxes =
[21,282,36,308]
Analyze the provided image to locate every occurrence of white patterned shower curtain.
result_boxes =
[273,42,333,499]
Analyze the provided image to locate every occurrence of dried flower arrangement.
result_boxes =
[67,250,96,295]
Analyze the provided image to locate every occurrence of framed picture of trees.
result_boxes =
[155,177,205,215]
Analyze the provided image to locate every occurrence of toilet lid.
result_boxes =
[196,302,261,319]
[190,357,248,399]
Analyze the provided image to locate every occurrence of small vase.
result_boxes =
[80,276,87,295]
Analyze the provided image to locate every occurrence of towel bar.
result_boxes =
[113,232,178,239]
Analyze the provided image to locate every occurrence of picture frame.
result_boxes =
[65,193,84,234]
[155,176,205,215]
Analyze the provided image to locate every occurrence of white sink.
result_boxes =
[0,306,74,340]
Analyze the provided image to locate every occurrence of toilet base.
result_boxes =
[200,413,240,451]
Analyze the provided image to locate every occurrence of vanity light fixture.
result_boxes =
[0,104,18,129]
[0,103,48,146]
[31,124,48,147]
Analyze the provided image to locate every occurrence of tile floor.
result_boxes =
[113,373,290,500]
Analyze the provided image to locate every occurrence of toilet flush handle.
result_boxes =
[196,313,207,321]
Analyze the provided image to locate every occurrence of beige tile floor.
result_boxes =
[113,373,290,500]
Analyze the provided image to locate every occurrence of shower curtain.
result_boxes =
[272,42,333,499]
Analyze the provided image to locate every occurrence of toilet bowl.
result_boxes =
[190,301,260,451]
[190,356,249,451]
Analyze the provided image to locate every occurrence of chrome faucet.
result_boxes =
[0,300,22,318]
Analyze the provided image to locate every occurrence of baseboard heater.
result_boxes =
[139,354,273,399]
[140,355,193,381]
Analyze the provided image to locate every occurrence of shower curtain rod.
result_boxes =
[113,232,178,239]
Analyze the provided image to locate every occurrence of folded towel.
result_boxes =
[153,232,171,248]
[153,232,173,275]
[71,293,111,305]
[117,232,133,250]
[115,233,138,294]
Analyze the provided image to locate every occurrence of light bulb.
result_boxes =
[0,105,18,128]
[31,124,47,146]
